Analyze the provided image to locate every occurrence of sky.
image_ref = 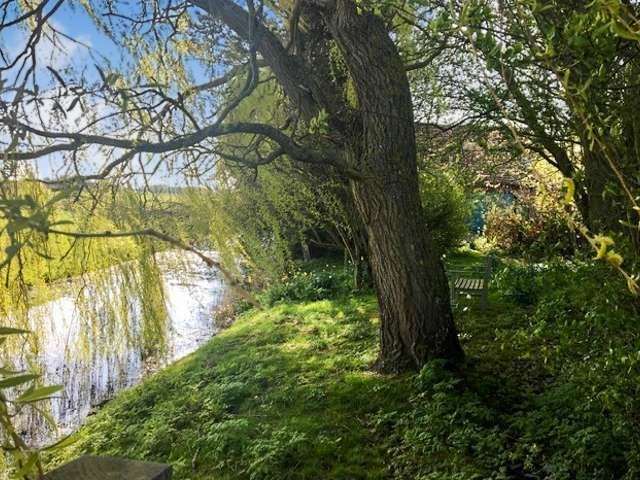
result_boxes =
[1,1,211,186]
[2,2,117,179]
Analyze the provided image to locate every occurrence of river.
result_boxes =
[13,251,227,444]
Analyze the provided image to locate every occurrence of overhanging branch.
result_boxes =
[188,0,321,120]
[45,226,260,307]
[4,118,357,179]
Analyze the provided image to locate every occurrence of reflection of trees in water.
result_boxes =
[12,252,226,445]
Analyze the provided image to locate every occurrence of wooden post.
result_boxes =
[481,255,494,310]
[301,241,311,262]
[46,456,172,480]
[448,271,458,307]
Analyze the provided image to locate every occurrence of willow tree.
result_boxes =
[1,0,463,371]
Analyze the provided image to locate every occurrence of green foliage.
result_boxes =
[484,198,575,260]
[260,261,356,306]
[0,328,71,480]
[47,258,640,479]
[195,72,365,288]
[0,181,191,396]
[197,162,357,287]
[379,361,511,480]
[488,260,640,479]
[0,182,145,310]
[48,289,399,479]
[493,262,545,305]
[419,168,471,253]
[430,0,640,260]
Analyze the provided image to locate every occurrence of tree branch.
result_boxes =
[5,117,359,179]
[189,0,321,120]
[45,226,260,307]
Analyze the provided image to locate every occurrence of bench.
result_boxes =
[46,456,172,480]
[447,255,495,309]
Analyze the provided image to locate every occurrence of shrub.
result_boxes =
[260,262,353,306]
[419,169,471,253]
[493,262,546,305]
[484,199,576,260]
[492,260,640,479]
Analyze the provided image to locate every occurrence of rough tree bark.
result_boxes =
[327,1,463,371]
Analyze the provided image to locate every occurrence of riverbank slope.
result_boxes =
[48,258,640,479]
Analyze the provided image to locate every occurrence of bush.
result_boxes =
[260,262,354,306]
[492,260,640,479]
[495,259,635,318]
[419,169,471,253]
[484,199,576,260]
[493,262,547,305]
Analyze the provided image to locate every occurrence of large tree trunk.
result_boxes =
[195,0,464,372]
[352,177,464,372]
[329,1,464,372]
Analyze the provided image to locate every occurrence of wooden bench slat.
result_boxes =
[448,256,494,309]
[455,277,484,291]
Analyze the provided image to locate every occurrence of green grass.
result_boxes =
[49,295,411,479]
[47,255,640,479]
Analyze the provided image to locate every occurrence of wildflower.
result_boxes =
[593,235,615,260]
[563,178,575,204]
[605,250,623,268]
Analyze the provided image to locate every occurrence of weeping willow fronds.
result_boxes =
[0,177,172,366]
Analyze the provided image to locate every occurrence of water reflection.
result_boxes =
[16,251,226,444]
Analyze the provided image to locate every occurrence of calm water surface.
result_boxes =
[15,251,226,444]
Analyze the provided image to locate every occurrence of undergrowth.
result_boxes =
[48,255,640,479]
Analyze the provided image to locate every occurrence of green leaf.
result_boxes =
[611,21,640,41]
[0,326,30,336]
[43,433,78,451]
[15,451,41,477]
[0,374,39,389]
[17,385,63,403]
[33,402,59,429]
[0,367,24,375]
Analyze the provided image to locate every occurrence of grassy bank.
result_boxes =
[48,257,640,479]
